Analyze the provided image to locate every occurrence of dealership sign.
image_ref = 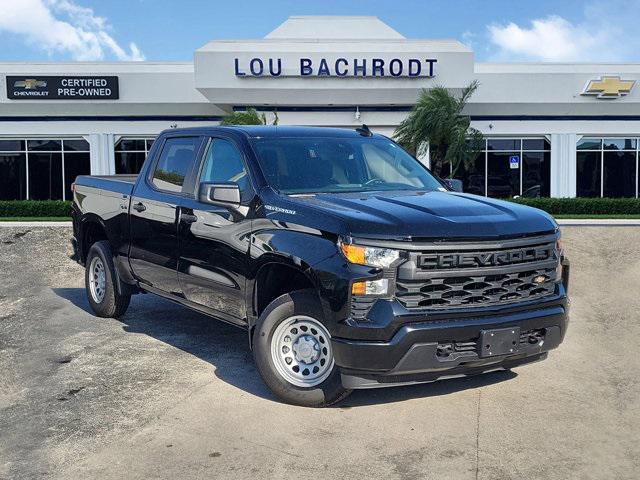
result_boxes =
[6,76,119,100]
[234,57,437,78]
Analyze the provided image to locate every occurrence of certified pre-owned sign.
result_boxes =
[6,76,119,100]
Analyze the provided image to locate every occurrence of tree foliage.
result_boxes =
[394,80,483,178]
[220,108,278,126]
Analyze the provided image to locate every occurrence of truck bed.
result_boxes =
[74,174,137,196]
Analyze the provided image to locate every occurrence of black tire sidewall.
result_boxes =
[252,290,349,407]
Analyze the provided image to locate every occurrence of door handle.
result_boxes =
[180,212,198,224]
[132,202,146,212]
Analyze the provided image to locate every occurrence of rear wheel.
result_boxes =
[85,241,130,318]
[253,290,351,407]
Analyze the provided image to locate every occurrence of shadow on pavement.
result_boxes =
[54,287,518,407]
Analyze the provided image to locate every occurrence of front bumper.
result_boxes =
[332,298,568,389]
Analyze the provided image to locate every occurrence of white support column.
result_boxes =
[85,133,116,175]
[550,133,577,198]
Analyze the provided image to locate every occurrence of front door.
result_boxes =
[177,137,253,324]
[129,135,202,294]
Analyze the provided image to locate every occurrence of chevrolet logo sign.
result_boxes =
[583,76,635,99]
[14,79,47,90]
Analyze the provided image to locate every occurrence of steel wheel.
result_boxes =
[88,256,106,304]
[270,315,335,388]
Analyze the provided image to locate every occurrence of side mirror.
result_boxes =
[199,182,247,216]
[444,178,464,193]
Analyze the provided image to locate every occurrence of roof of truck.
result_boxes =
[159,125,385,139]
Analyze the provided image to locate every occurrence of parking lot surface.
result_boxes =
[1,226,639,479]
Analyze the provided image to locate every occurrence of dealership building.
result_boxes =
[1,15,640,201]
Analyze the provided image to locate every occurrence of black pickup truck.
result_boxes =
[71,126,569,407]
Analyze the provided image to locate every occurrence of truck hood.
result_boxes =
[286,190,557,240]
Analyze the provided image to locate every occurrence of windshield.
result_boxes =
[251,136,444,194]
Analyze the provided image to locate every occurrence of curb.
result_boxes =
[557,219,640,226]
[0,221,72,227]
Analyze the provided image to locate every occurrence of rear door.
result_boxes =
[129,135,203,295]
[177,136,254,324]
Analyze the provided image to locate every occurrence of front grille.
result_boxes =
[395,235,559,310]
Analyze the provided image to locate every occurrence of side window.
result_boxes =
[200,138,248,194]
[151,137,199,193]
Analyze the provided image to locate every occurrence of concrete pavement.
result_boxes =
[0,226,638,479]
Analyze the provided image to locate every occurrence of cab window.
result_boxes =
[199,138,249,196]
[151,137,199,193]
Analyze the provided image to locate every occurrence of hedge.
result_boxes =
[1,198,639,218]
[507,197,640,215]
[0,200,72,218]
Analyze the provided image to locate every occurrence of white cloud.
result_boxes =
[486,1,640,62]
[0,0,145,61]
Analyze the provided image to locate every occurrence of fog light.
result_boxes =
[351,279,389,296]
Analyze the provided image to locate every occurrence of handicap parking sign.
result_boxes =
[509,155,520,169]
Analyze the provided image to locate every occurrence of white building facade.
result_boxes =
[1,16,640,201]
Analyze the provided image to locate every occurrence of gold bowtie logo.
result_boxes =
[583,76,635,99]
[14,79,47,90]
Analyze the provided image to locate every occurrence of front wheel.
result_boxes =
[252,290,351,407]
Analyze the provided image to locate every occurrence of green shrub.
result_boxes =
[0,200,72,218]
[507,197,640,215]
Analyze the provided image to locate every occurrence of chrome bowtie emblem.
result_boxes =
[532,275,547,285]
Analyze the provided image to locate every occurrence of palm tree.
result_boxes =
[220,108,279,126]
[394,80,483,178]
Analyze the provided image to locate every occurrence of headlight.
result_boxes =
[339,242,400,268]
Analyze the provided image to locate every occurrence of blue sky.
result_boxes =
[1,0,639,62]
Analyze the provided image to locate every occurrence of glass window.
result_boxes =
[577,138,601,150]
[487,152,520,198]
[0,140,25,151]
[64,152,91,199]
[522,152,551,198]
[0,153,26,200]
[576,152,601,197]
[252,137,443,194]
[576,137,639,198]
[461,138,551,197]
[452,153,485,196]
[28,152,63,200]
[200,139,248,194]
[114,137,155,174]
[151,137,199,192]
[63,139,90,151]
[116,139,146,151]
[115,152,146,175]
[522,139,550,151]
[603,138,636,151]
[603,151,636,197]
[0,137,94,200]
[487,139,520,151]
[27,139,62,151]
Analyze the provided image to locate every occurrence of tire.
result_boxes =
[252,290,351,407]
[85,240,131,318]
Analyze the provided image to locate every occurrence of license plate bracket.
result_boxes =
[480,327,520,357]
